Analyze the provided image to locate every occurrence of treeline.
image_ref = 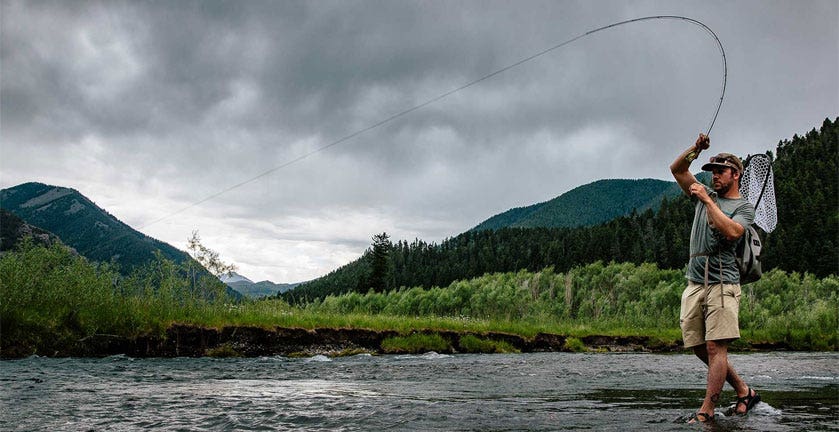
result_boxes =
[286,117,838,302]
[305,261,838,349]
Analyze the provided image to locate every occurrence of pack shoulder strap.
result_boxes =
[689,251,726,309]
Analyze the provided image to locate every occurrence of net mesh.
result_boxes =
[740,154,777,233]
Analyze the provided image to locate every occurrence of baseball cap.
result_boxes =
[701,152,743,173]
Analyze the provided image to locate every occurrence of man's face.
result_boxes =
[711,167,737,194]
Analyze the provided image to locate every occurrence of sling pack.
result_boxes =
[735,225,762,285]
[735,154,773,285]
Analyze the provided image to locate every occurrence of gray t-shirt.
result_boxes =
[687,184,755,284]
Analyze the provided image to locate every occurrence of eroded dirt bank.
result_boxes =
[5,324,801,359]
[2,324,749,358]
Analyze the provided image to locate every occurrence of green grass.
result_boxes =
[183,304,684,346]
[459,335,519,353]
[563,337,588,353]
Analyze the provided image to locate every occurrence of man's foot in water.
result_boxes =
[687,412,714,424]
[735,387,761,415]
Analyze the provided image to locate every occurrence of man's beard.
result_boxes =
[714,179,734,195]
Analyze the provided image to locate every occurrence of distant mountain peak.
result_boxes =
[219,271,254,284]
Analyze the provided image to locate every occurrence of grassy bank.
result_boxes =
[1,242,836,356]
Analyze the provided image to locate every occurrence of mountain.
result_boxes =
[0,182,190,272]
[219,272,254,285]
[219,271,299,298]
[472,178,682,231]
[0,182,242,300]
[0,208,65,251]
[226,280,300,298]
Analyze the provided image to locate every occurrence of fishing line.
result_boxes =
[139,15,727,230]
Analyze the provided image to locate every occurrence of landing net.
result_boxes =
[740,154,777,233]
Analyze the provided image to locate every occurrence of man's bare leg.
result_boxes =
[691,340,754,420]
[693,343,747,390]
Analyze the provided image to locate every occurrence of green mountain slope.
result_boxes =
[0,182,243,300]
[473,178,681,231]
[0,182,188,272]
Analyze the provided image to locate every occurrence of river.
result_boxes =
[2,352,836,431]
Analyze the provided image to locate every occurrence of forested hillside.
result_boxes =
[0,183,188,273]
[761,117,838,276]
[472,179,680,231]
[286,118,837,303]
[0,183,242,300]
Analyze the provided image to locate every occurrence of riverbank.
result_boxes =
[2,244,835,358]
[2,323,804,359]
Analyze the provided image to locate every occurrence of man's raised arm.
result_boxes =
[670,133,710,195]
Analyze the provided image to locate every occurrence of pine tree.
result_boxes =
[368,232,391,293]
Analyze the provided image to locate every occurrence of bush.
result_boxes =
[0,241,236,355]
[381,333,451,354]
[459,335,519,353]
[563,337,588,352]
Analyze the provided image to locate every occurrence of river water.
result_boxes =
[1,352,836,431]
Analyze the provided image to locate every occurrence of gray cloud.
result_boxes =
[2,0,836,282]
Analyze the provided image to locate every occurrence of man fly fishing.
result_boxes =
[670,133,762,424]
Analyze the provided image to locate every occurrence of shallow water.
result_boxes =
[1,352,836,431]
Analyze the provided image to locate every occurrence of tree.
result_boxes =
[368,232,391,293]
[186,230,237,278]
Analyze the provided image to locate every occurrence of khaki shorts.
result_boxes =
[680,281,741,348]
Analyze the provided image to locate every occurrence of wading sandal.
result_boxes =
[687,412,714,423]
[735,387,761,414]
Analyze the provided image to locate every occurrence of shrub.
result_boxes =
[459,335,519,353]
[563,337,588,352]
[381,333,451,354]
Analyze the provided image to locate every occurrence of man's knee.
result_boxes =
[705,339,730,358]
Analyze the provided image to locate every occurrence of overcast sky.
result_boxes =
[2,0,837,283]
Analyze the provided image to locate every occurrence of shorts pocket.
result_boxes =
[722,284,741,304]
